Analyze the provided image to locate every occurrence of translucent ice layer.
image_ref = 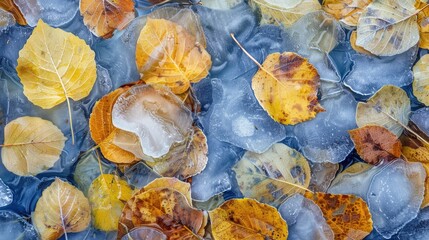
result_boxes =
[0,211,38,239]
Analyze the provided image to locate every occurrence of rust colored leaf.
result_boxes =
[349,125,402,165]
[143,177,192,204]
[305,192,373,240]
[0,0,27,25]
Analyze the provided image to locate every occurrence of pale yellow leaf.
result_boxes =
[412,54,429,106]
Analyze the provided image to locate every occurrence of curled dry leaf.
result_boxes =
[304,192,373,239]
[121,226,167,240]
[250,51,324,125]
[88,174,133,231]
[89,87,138,164]
[356,85,411,137]
[118,188,207,239]
[249,0,321,27]
[143,177,192,204]
[417,0,429,49]
[33,178,91,240]
[412,54,429,106]
[349,125,402,165]
[322,0,373,27]
[17,19,97,144]
[135,15,211,94]
[1,116,66,176]
[0,0,27,25]
[80,0,135,38]
[209,198,288,239]
[233,143,311,207]
[356,0,419,56]
[350,31,373,55]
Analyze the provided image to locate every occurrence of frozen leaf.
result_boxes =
[80,0,135,38]
[328,162,375,198]
[89,87,137,163]
[417,0,429,49]
[209,198,288,239]
[33,178,91,240]
[0,211,38,240]
[412,54,429,106]
[88,174,133,231]
[349,125,402,165]
[249,0,321,27]
[112,85,193,158]
[0,0,27,25]
[322,0,373,27]
[356,85,410,137]
[143,177,192,204]
[16,19,97,144]
[304,192,373,239]
[356,0,419,56]
[247,50,324,125]
[1,116,66,176]
[121,226,167,240]
[0,8,15,31]
[135,15,211,94]
[0,179,12,207]
[233,143,311,207]
[124,162,160,189]
[350,31,373,55]
[118,188,207,239]
[200,0,243,9]
[309,162,339,192]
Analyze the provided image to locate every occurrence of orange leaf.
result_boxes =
[0,0,27,25]
[80,0,135,38]
[143,177,192,204]
[349,125,402,165]
[304,192,373,240]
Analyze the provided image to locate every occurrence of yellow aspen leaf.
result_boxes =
[305,192,373,240]
[322,0,373,27]
[80,0,135,38]
[233,143,311,207]
[350,31,373,55]
[88,174,133,231]
[209,198,288,239]
[135,17,212,94]
[89,87,138,164]
[417,0,429,49]
[356,0,420,56]
[33,178,91,240]
[412,54,429,106]
[249,0,321,27]
[1,116,66,176]
[0,0,27,25]
[118,188,207,239]
[16,19,97,144]
[143,177,192,204]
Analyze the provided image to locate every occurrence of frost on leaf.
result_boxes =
[322,0,373,27]
[0,0,27,25]
[412,54,429,106]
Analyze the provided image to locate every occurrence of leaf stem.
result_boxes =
[382,110,429,145]
[65,97,75,145]
[230,33,262,68]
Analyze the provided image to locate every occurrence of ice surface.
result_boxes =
[410,107,429,136]
[68,227,116,240]
[344,45,418,96]
[279,194,334,240]
[112,85,193,158]
[294,89,357,163]
[0,178,12,207]
[308,162,339,192]
[0,26,33,68]
[124,162,160,189]
[209,77,286,153]
[396,207,429,240]
[0,211,38,239]
[14,0,41,27]
[39,0,79,27]
[200,0,244,9]
[0,9,15,32]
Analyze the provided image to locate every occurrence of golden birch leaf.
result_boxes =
[88,174,133,231]
[209,198,288,239]
[135,17,211,94]
[412,54,429,106]
[249,0,321,27]
[251,51,324,125]
[80,0,135,38]
[356,85,411,137]
[417,0,429,49]
[1,116,66,176]
[33,178,91,240]
[233,143,311,207]
[356,0,419,56]
[143,177,192,204]
[0,0,27,25]
[16,19,97,144]
[322,0,373,27]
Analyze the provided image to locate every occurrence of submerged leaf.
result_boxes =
[209,198,288,239]
[417,0,429,49]
[16,19,97,143]
[350,30,373,55]
[349,125,402,165]
[322,0,372,27]
[1,116,66,176]
[0,0,27,25]
[356,85,410,137]
[233,143,311,207]
[412,54,429,106]
[88,174,133,231]
[356,0,419,56]
[80,0,135,38]
[305,192,373,239]
[33,178,91,240]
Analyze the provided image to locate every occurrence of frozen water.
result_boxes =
[0,9,15,32]
[0,178,12,207]
[39,0,79,27]
[200,0,244,9]
[0,211,38,239]
[209,77,286,153]
[396,207,429,240]
[368,159,426,238]
[68,227,116,240]
[294,89,357,163]
[410,107,429,136]
[124,162,160,189]
[58,12,98,46]
[279,194,334,240]
[0,26,33,68]
[308,162,339,192]
[344,45,418,97]
[14,0,41,27]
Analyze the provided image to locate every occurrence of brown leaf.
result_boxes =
[349,125,402,165]
[143,177,192,204]
[0,0,27,25]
